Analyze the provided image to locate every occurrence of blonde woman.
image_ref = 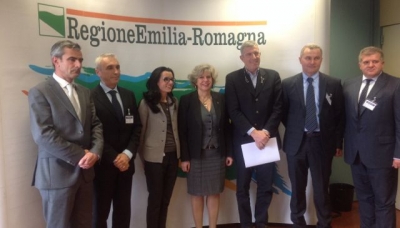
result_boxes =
[178,64,233,228]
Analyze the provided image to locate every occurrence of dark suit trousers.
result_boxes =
[286,133,333,228]
[234,148,274,228]
[93,165,133,228]
[39,172,93,228]
[144,152,178,228]
[351,154,398,228]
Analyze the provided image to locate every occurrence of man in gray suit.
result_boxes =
[343,46,400,228]
[28,40,103,228]
[282,44,344,228]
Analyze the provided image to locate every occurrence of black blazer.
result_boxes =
[178,91,232,161]
[225,67,283,150]
[91,85,142,175]
[281,73,344,156]
[343,72,400,168]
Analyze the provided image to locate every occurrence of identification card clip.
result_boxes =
[125,108,134,124]
[363,97,377,111]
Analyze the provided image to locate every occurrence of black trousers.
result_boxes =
[144,152,178,228]
[351,154,398,228]
[93,165,134,228]
[286,133,333,228]
[234,147,274,228]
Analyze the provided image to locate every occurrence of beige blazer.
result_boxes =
[138,97,180,163]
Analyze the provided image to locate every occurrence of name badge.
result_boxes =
[125,115,134,124]
[125,108,134,124]
[363,98,377,111]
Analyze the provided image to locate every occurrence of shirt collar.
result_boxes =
[302,72,319,82]
[52,73,71,88]
[244,68,259,77]
[362,71,382,82]
[100,82,119,93]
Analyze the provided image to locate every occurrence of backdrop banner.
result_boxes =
[0,0,330,227]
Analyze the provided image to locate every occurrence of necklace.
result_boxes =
[199,95,211,108]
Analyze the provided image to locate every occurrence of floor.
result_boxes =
[207,202,400,227]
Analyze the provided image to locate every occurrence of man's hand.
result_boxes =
[114,153,130,172]
[335,148,343,157]
[392,159,400,169]
[181,161,190,172]
[78,150,99,169]
[250,129,270,149]
[226,157,233,166]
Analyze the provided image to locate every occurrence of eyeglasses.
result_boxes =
[162,77,175,83]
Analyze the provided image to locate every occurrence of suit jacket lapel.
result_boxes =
[190,92,202,126]
[360,73,387,116]
[159,97,176,120]
[242,69,256,96]
[94,85,122,123]
[211,92,222,123]
[294,74,305,108]
[254,70,266,97]
[367,73,387,100]
[352,77,363,116]
[118,86,129,118]
[318,73,327,112]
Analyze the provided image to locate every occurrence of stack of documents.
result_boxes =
[241,137,280,168]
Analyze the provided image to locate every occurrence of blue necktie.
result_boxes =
[305,78,318,132]
[358,79,372,116]
[109,90,124,122]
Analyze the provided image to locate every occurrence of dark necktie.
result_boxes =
[305,77,318,132]
[358,79,372,116]
[109,90,124,122]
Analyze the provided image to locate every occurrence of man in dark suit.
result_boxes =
[343,46,400,228]
[28,40,103,228]
[281,44,344,228]
[225,40,282,228]
[91,53,141,228]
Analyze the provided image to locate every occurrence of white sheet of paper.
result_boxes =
[241,137,280,168]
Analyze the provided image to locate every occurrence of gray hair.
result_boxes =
[188,64,218,87]
[50,40,81,67]
[240,40,258,55]
[95,53,117,69]
[300,43,323,56]
[50,40,81,59]
[358,46,384,62]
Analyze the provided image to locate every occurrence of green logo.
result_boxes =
[38,3,65,37]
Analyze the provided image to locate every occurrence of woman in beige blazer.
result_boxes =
[138,66,180,228]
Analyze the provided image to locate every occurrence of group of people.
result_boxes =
[28,39,400,228]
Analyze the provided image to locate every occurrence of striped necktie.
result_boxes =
[305,77,318,132]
